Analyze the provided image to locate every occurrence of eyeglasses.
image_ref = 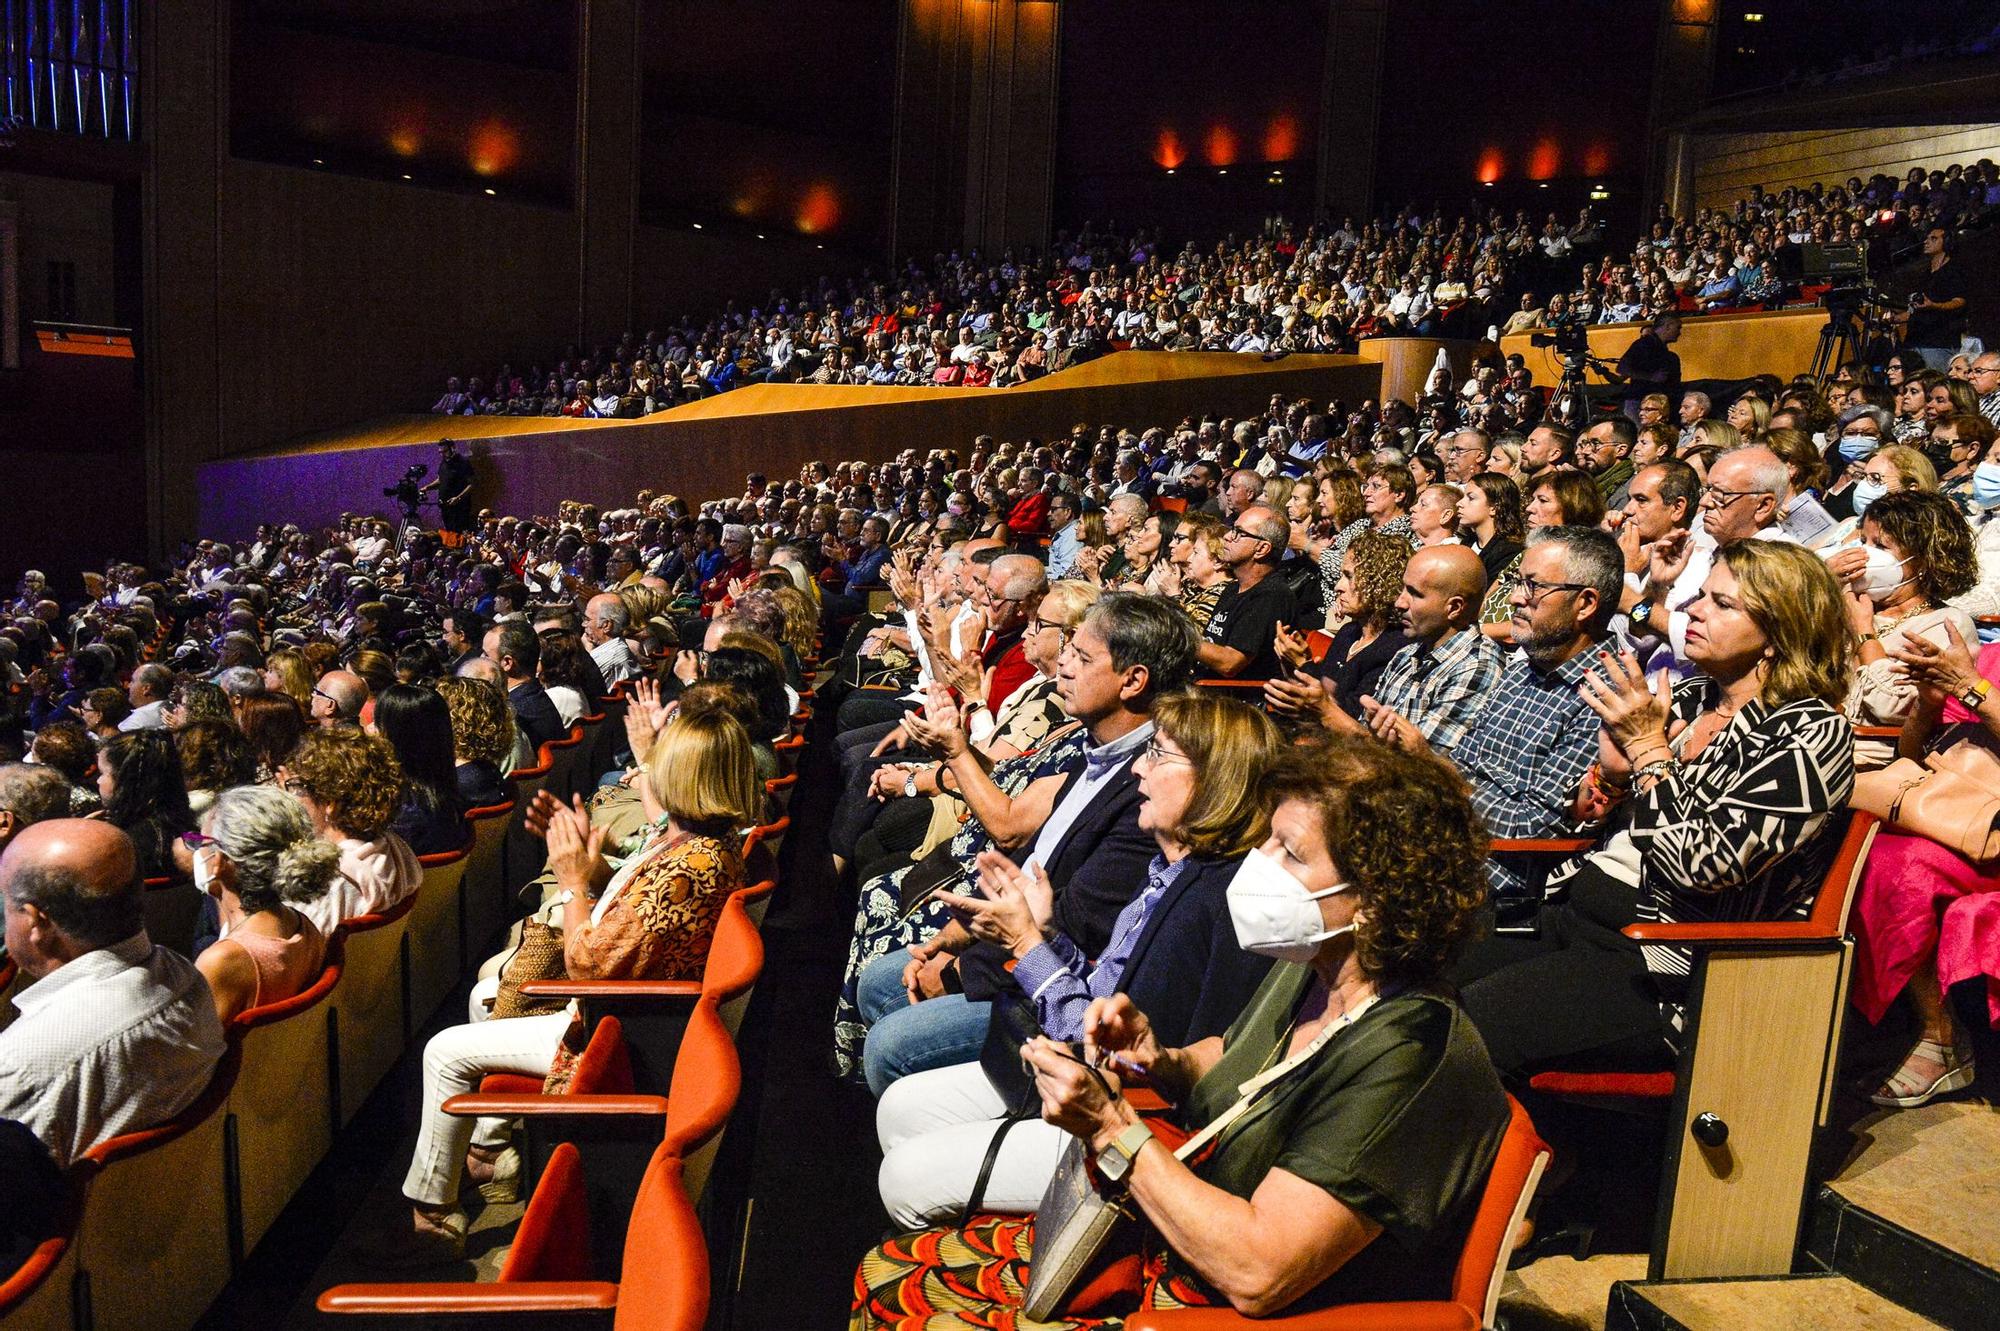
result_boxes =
[310,684,336,705]
[1142,738,1193,767]
[1032,619,1072,643]
[1513,574,1592,606]
[280,777,311,797]
[1699,485,1764,509]
[179,831,217,850]
[1226,525,1267,544]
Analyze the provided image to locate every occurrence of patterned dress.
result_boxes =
[832,728,1090,1080]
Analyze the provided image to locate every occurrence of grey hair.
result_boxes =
[1526,525,1624,635]
[990,553,1049,603]
[1239,506,1291,560]
[1084,592,1197,696]
[1719,444,1793,503]
[594,599,631,634]
[215,666,264,699]
[207,783,340,913]
[1839,404,1893,435]
[0,763,70,828]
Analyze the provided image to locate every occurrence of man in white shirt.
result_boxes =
[119,663,173,730]
[582,594,638,685]
[0,820,227,1168]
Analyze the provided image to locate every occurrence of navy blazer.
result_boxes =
[959,752,1155,1002]
[1118,853,1273,1048]
[509,679,565,750]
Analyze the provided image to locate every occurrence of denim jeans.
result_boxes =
[857,947,994,1097]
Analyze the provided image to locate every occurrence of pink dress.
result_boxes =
[1850,643,2000,1027]
[227,914,328,1011]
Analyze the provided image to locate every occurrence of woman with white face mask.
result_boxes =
[851,736,1507,1327]
[189,783,339,1025]
[1822,490,1979,769]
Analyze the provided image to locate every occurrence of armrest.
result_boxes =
[1126,1303,1475,1331]
[442,1094,669,1119]
[317,1282,619,1315]
[1489,838,1593,855]
[1623,919,1839,946]
[519,981,703,999]
[1853,725,1901,740]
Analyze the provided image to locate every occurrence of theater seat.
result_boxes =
[405,845,472,1026]
[317,1141,709,1331]
[459,799,517,965]
[140,874,202,957]
[1125,1095,1549,1331]
[331,893,418,1125]
[71,1046,240,1331]
[1523,811,1879,1281]
[225,934,345,1261]
[0,1193,79,1331]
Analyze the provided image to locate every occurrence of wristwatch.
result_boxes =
[1095,1119,1154,1185]
[903,769,922,799]
[1629,599,1652,629]
[1959,678,1992,712]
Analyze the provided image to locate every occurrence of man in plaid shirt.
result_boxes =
[1374,528,1619,898]
[1304,545,1506,749]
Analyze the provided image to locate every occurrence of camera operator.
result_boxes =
[1893,227,1970,372]
[420,438,475,533]
[385,464,427,526]
[1611,312,1683,425]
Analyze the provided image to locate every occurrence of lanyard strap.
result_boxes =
[1169,990,1384,1163]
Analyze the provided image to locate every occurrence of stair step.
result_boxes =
[1605,1273,1944,1331]
[1805,1101,2000,1331]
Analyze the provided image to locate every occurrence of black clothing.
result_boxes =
[437,453,475,531]
[456,760,509,808]
[1614,330,1681,407]
[1475,538,1523,588]
[1201,572,1298,680]
[1309,623,1411,719]
[391,792,471,856]
[508,678,565,750]
[1906,258,1970,348]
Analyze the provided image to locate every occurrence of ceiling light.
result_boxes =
[483,187,496,195]
[692,222,703,230]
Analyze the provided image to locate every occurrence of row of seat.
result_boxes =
[0,681,801,1331]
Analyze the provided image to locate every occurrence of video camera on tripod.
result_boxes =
[384,463,430,520]
[1529,319,1591,365]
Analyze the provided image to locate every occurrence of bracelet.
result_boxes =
[1633,757,1679,786]
[1589,760,1631,797]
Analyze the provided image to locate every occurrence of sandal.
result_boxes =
[467,1144,521,1204]
[352,1205,468,1269]
[1869,1037,1976,1108]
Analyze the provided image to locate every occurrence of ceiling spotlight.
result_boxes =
[483,187,496,195]
[401,173,412,180]
[1537,182,1549,189]
[757,233,766,240]
[311,158,324,166]
[692,222,703,230]
[1165,168,1176,175]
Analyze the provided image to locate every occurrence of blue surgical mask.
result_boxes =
[1851,478,1888,515]
[1836,433,1880,464]
[1973,462,2000,510]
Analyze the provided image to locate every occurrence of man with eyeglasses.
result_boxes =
[1971,351,2000,428]
[1045,492,1083,579]
[1376,527,1621,900]
[1579,418,1637,509]
[1442,429,1491,484]
[310,669,367,730]
[1195,506,1297,681]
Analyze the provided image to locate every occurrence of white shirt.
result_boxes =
[589,636,639,685]
[0,934,227,1167]
[546,684,585,728]
[118,699,167,730]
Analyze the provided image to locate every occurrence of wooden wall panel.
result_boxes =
[211,161,580,460]
[1692,124,2000,212]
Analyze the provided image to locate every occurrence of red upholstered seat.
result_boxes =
[1527,1070,1675,1099]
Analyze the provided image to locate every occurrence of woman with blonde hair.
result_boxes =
[263,647,316,712]
[1726,393,1772,439]
[364,708,757,1266]
[1456,539,1856,1076]
[873,693,1283,1226]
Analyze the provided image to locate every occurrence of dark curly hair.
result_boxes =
[1860,489,1978,606]
[1264,735,1487,986]
[1340,530,1410,633]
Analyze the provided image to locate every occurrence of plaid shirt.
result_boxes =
[1373,627,1507,755]
[1451,642,1605,897]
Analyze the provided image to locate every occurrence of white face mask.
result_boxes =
[192,845,220,898]
[1860,544,1914,601]
[1226,847,1356,964]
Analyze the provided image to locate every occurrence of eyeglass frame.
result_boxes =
[1142,737,1194,767]
[1511,573,1593,607]
[1698,484,1769,510]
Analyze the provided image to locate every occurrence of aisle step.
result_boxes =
[1804,1100,2000,1331]
[1605,1273,1943,1331]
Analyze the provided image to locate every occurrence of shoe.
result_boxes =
[1869,1037,1976,1108]
[351,1206,468,1269]
[472,1145,521,1204]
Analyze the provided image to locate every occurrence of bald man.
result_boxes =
[1329,545,1506,752]
[312,667,368,728]
[0,820,226,1166]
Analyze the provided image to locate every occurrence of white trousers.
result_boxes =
[399,977,569,1206]
[875,1059,1069,1230]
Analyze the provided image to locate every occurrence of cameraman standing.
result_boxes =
[1895,226,1970,372]
[1613,312,1682,425]
[418,438,475,533]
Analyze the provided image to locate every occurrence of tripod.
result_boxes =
[1810,307,1861,385]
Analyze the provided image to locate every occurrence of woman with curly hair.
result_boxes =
[1822,489,1978,768]
[436,677,512,807]
[1455,540,1856,1078]
[96,728,195,878]
[1268,529,1409,727]
[278,727,421,934]
[851,736,1509,1326]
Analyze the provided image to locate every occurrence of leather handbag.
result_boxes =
[488,918,570,1019]
[1851,737,2000,865]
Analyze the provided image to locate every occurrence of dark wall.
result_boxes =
[638,0,897,249]
[1373,0,1657,231]
[1055,0,1325,236]
[229,8,577,203]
